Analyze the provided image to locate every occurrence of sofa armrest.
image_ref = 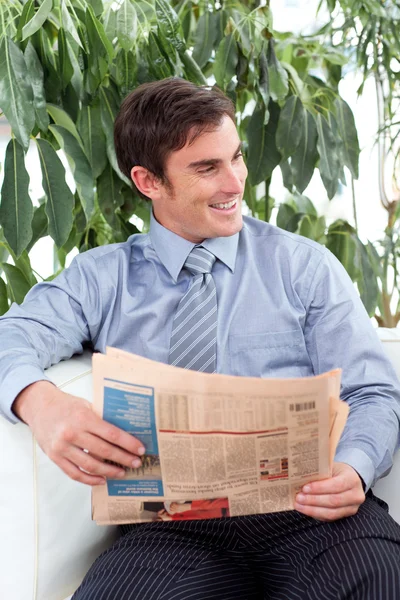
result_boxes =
[372,329,400,525]
[0,352,119,600]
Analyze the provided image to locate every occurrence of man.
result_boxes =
[1,78,400,599]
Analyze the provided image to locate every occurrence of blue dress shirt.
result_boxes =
[1,213,399,490]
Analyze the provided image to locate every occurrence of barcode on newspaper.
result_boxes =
[289,401,316,412]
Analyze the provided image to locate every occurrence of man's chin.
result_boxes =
[213,219,243,238]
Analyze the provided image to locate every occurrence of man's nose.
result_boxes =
[222,165,245,194]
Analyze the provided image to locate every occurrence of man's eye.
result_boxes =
[234,153,243,160]
[198,166,215,174]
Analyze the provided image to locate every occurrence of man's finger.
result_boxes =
[92,417,146,457]
[296,489,365,509]
[67,447,127,479]
[75,432,144,469]
[294,502,360,522]
[302,474,353,495]
[58,457,107,487]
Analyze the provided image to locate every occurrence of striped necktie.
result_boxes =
[168,246,217,373]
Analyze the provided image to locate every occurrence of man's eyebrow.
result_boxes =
[186,142,243,170]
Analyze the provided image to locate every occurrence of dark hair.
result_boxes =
[114,78,236,200]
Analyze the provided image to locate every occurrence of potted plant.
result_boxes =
[0,0,363,314]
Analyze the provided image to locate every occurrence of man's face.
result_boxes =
[151,115,248,243]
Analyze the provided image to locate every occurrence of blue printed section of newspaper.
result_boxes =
[103,379,163,497]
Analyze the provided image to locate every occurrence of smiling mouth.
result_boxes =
[209,200,237,210]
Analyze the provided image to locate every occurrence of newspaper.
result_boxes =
[91,347,348,525]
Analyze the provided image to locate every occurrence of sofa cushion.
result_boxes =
[0,352,118,600]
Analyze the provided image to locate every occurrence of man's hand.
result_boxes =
[294,462,366,521]
[13,381,146,486]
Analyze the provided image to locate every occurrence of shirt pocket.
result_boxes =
[228,330,304,378]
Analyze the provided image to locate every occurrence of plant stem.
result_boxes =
[350,176,358,233]
[264,177,271,222]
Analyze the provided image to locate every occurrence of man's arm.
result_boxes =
[0,255,94,424]
[296,249,400,519]
[1,253,146,484]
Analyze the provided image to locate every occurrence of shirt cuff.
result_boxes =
[334,447,376,491]
[0,366,53,424]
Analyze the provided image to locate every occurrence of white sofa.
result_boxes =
[0,352,119,600]
[1,331,399,600]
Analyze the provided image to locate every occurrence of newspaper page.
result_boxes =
[92,348,348,525]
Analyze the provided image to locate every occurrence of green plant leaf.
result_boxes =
[0,277,8,315]
[192,11,218,68]
[290,110,318,193]
[0,241,9,275]
[316,216,327,243]
[366,240,384,280]
[315,113,340,199]
[247,102,281,185]
[16,0,35,42]
[276,95,304,159]
[99,86,131,185]
[280,60,309,103]
[0,263,32,305]
[326,220,360,281]
[117,0,137,50]
[90,0,104,18]
[147,31,174,79]
[115,48,138,96]
[67,38,84,101]
[155,0,186,56]
[298,213,326,242]
[276,203,302,232]
[12,250,37,286]
[267,39,289,103]
[87,5,114,59]
[26,202,48,253]
[36,138,74,247]
[103,5,117,41]
[46,103,82,145]
[77,100,108,180]
[355,239,379,316]
[97,162,124,227]
[0,37,35,151]
[363,0,387,17]
[334,97,360,179]
[24,41,49,132]
[0,139,33,258]
[294,193,318,216]
[298,214,316,239]
[236,43,249,92]
[22,0,53,41]
[214,34,238,91]
[37,27,61,102]
[49,125,95,221]
[257,45,270,109]
[280,160,293,191]
[57,28,74,91]
[60,0,83,48]
[180,50,207,85]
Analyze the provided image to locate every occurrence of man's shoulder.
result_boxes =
[73,232,149,267]
[242,215,327,257]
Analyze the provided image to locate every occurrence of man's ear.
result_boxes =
[131,166,163,201]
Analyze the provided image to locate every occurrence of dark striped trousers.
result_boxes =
[72,492,400,599]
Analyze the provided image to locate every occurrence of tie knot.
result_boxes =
[184,246,216,275]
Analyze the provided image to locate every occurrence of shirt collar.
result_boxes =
[149,211,239,283]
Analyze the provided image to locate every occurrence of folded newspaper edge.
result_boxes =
[91,348,348,525]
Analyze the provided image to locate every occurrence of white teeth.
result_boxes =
[211,200,236,209]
